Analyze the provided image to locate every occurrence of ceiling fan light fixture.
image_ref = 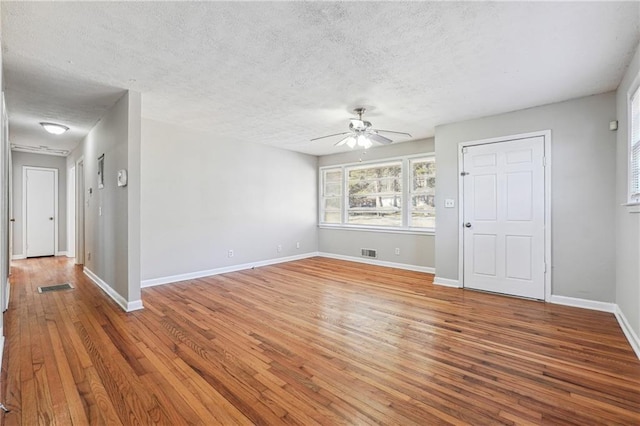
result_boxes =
[357,134,372,149]
[40,122,69,135]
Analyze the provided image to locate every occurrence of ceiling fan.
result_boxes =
[311,107,412,149]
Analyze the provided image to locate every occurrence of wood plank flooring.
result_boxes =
[2,256,639,425]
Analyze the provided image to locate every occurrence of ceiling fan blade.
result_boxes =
[310,131,351,142]
[368,133,393,145]
[374,129,412,138]
[335,135,356,147]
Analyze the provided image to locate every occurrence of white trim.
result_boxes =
[4,278,10,312]
[0,334,4,377]
[22,166,59,258]
[627,72,640,203]
[433,277,462,288]
[11,254,26,260]
[56,251,67,257]
[318,252,435,274]
[142,252,320,288]
[547,295,616,313]
[615,305,640,359]
[318,224,434,236]
[457,130,552,301]
[84,267,144,312]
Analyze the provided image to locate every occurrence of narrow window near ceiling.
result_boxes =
[630,84,640,203]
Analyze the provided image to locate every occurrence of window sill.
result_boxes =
[318,224,435,236]
[622,202,640,213]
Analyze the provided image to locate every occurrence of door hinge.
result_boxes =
[460,171,469,176]
[543,156,547,167]
[543,262,547,273]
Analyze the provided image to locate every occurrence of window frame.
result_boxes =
[629,80,640,204]
[319,153,435,234]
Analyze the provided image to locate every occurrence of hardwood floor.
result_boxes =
[2,256,639,425]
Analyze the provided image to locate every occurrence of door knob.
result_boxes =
[49,217,54,220]
[464,222,472,228]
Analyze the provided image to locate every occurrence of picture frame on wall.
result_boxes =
[98,154,105,189]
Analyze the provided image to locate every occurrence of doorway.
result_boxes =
[459,132,550,300]
[23,166,58,258]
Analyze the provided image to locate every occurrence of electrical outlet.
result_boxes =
[296,242,300,249]
[277,245,282,253]
[395,248,400,255]
[228,249,234,258]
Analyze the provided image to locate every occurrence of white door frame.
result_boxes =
[75,157,85,265]
[67,165,76,258]
[457,130,552,301]
[22,166,59,257]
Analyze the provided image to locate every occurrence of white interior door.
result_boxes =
[462,136,545,299]
[25,168,57,257]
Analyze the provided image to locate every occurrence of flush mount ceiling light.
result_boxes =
[40,122,69,135]
[311,107,411,150]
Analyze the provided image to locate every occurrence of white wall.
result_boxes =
[11,152,67,257]
[67,91,142,309]
[435,92,617,302]
[318,138,435,269]
[616,41,640,338]
[140,119,318,283]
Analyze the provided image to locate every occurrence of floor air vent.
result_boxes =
[361,248,377,258]
[38,283,74,293]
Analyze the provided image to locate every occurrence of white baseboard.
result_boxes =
[317,252,435,274]
[84,267,144,312]
[141,252,320,288]
[65,252,76,259]
[547,295,616,313]
[55,251,67,257]
[11,254,26,260]
[614,305,640,359]
[433,276,462,288]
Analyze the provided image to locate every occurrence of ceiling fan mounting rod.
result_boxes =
[353,107,366,119]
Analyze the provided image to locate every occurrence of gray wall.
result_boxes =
[616,41,640,337]
[11,151,67,256]
[318,138,435,269]
[67,91,141,305]
[140,118,318,282]
[435,92,617,302]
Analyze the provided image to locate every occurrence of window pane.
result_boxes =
[324,182,341,197]
[324,197,341,210]
[325,169,342,182]
[347,163,402,227]
[411,213,436,229]
[631,87,640,198]
[323,211,342,223]
[410,158,436,228]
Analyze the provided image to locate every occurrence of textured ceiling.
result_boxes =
[2,2,639,156]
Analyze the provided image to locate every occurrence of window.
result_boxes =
[630,84,640,202]
[321,168,342,223]
[409,157,436,228]
[320,155,435,231]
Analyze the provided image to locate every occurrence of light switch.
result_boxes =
[445,199,455,208]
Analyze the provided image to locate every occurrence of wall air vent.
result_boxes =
[361,248,377,258]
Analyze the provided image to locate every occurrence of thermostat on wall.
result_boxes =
[117,169,128,187]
